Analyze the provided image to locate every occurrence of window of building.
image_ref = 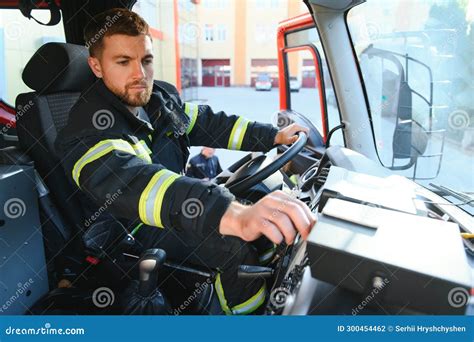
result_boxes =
[217,24,227,41]
[204,24,214,41]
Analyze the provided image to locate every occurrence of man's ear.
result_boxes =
[87,56,103,78]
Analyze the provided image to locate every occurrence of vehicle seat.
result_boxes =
[14,43,221,315]
[15,42,96,250]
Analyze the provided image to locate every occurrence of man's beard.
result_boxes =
[113,81,153,107]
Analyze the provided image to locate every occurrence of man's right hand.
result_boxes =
[219,190,317,245]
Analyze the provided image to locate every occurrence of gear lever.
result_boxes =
[138,248,166,296]
[122,248,171,315]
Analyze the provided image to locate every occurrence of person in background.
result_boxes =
[186,147,222,181]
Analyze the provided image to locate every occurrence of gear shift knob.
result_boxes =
[138,248,166,296]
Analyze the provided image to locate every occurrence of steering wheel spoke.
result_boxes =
[225,132,308,195]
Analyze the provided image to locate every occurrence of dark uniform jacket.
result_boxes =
[186,153,223,179]
[55,79,278,239]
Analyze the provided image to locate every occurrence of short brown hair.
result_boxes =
[84,8,151,57]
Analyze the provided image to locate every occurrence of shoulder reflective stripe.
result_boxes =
[215,273,266,315]
[227,117,250,150]
[231,283,266,315]
[138,169,181,228]
[72,139,135,187]
[132,140,152,163]
[214,273,232,315]
[139,140,152,154]
[184,102,199,134]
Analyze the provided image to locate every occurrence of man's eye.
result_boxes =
[143,59,153,65]
[118,60,128,65]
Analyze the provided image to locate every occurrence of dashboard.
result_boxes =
[265,146,473,316]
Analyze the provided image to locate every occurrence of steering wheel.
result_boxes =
[224,132,308,195]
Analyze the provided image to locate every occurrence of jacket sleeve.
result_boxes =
[181,102,279,152]
[56,134,235,239]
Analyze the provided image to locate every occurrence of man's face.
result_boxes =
[87,34,154,107]
[202,147,215,158]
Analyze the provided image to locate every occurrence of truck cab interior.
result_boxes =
[0,0,472,316]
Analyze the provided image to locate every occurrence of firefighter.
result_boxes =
[55,8,316,315]
[186,147,222,180]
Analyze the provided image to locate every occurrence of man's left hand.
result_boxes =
[274,123,310,145]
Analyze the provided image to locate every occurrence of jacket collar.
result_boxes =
[94,79,155,132]
[92,79,190,137]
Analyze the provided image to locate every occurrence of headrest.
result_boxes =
[22,42,96,94]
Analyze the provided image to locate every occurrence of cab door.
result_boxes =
[276,14,344,169]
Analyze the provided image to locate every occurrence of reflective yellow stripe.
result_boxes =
[184,102,199,134]
[138,169,181,228]
[227,117,250,150]
[215,273,232,315]
[72,139,135,187]
[215,273,266,315]
[132,140,152,163]
[231,282,266,315]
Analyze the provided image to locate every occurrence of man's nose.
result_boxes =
[132,60,146,79]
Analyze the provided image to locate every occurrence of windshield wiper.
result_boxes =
[429,183,474,208]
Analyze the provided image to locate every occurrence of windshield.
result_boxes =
[347,0,473,200]
[257,74,271,81]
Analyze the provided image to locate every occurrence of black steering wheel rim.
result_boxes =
[226,132,307,194]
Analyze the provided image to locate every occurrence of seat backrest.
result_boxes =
[16,42,96,238]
